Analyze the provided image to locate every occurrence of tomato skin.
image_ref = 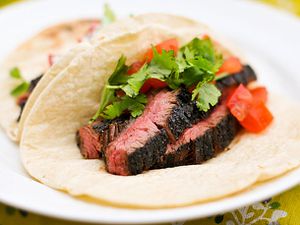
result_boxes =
[217,57,243,75]
[227,84,273,133]
[147,78,168,89]
[125,39,178,94]
[240,102,273,133]
[144,38,179,63]
[250,87,268,104]
[226,84,253,121]
[140,82,151,94]
[140,78,168,94]
[127,61,144,75]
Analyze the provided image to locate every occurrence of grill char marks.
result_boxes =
[105,88,195,176]
[167,89,212,141]
[105,117,168,176]
[76,123,101,159]
[92,115,132,153]
[77,64,257,175]
[154,102,240,169]
[216,65,257,89]
[127,129,169,175]
[76,115,132,159]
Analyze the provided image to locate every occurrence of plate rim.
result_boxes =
[0,0,299,224]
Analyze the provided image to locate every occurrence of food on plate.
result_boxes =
[0,19,100,141]
[20,14,300,208]
[0,4,119,142]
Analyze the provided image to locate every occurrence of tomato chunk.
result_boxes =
[250,87,268,104]
[227,84,273,133]
[240,102,273,133]
[147,78,168,89]
[144,38,179,63]
[140,78,168,94]
[127,61,144,75]
[140,82,151,94]
[217,57,243,75]
[227,84,253,121]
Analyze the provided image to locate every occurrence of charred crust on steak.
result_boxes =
[153,107,240,169]
[77,64,257,175]
[216,65,257,89]
[127,129,169,175]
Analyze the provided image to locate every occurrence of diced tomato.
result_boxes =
[144,38,179,63]
[250,87,268,104]
[140,78,168,94]
[147,78,168,89]
[127,61,144,75]
[227,84,273,133]
[140,82,151,94]
[240,102,273,133]
[227,84,253,121]
[217,57,243,75]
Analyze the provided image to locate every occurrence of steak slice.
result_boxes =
[154,100,240,168]
[77,64,257,174]
[76,123,102,159]
[216,65,257,89]
[76,115,132,159]
[104,88,201,176]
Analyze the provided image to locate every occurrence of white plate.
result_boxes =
[0,0,299,224]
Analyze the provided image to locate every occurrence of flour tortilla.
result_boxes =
[20,17,300,208]
[0,19,100,141]
[92,13,245,61]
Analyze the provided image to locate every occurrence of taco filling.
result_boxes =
[77,37,273,176]
[9,20,101,123]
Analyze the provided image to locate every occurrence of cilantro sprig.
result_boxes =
[91,37,223,122]
[102,94,147,119]
[9,67,30,97]
[103,3,116,25]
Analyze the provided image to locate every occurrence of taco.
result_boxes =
[1,12,207,142]
[0,19,100,141]
[20,14,300,208]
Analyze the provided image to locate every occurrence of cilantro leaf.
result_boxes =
[102,94,147,119]
[108,55,129,85]
[90,88,115,122]
[10,82,29,97]
[184,38,222,66]
[192,83,221,112]
[103,3,116,25]
[10,67,22,79]
[92,37,224,121]
[9,67,30,98]
[122,64,148,97]
[150,48,180,89]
